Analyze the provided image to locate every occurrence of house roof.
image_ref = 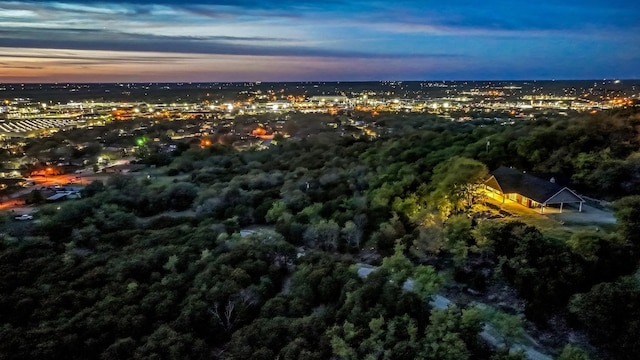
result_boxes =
[46,193,69,201]
[485,166,584,204]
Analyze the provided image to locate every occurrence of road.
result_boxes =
[0,172,111,212]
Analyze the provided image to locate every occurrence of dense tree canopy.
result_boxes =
[2,107,640,359]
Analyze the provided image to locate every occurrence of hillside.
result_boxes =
[2,108,640,359]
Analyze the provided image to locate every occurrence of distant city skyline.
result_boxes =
[1,0,639,83]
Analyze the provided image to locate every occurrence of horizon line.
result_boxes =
[2,78,639,85]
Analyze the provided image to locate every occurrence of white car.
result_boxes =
[14,214,33,221]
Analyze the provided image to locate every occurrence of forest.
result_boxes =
[2,107,640,359]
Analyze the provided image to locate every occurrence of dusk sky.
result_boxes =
[1,0,639,82]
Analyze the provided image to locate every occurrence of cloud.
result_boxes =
[0,27,294,55]
[0,47,472,83]
[1,46,636,82]
[0,26,465,60]
[1,0,638,81]
[0,62,42,69]
[17,0,348,9]
[4,0,636,50]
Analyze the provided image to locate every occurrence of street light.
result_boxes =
[45,167,53,183]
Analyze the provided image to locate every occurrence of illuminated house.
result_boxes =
[484,166,584,213]
[250,127,274,140]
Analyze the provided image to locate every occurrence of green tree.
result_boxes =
[266,200,291,223]
[329,322,359,360]
[165,182,198,211]
[557,345,591,360]
[566,231,605,262]
[429,157,488,217]
[444,214,473,266]
[568,276,640,359]
[381,240,414,284]
[411,213,446,260]
[25,189,44,204]
[484,309,525,351]
[81,180,105,197]
[412,265,443,300]
[470,219,499,258]
[614,195,640,248]
[342,220,363,249]
[303,219,340,250]
[422,307,472,360]
[490,349,526,360]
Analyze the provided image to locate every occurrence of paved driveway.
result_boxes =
[548,203,616,225]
